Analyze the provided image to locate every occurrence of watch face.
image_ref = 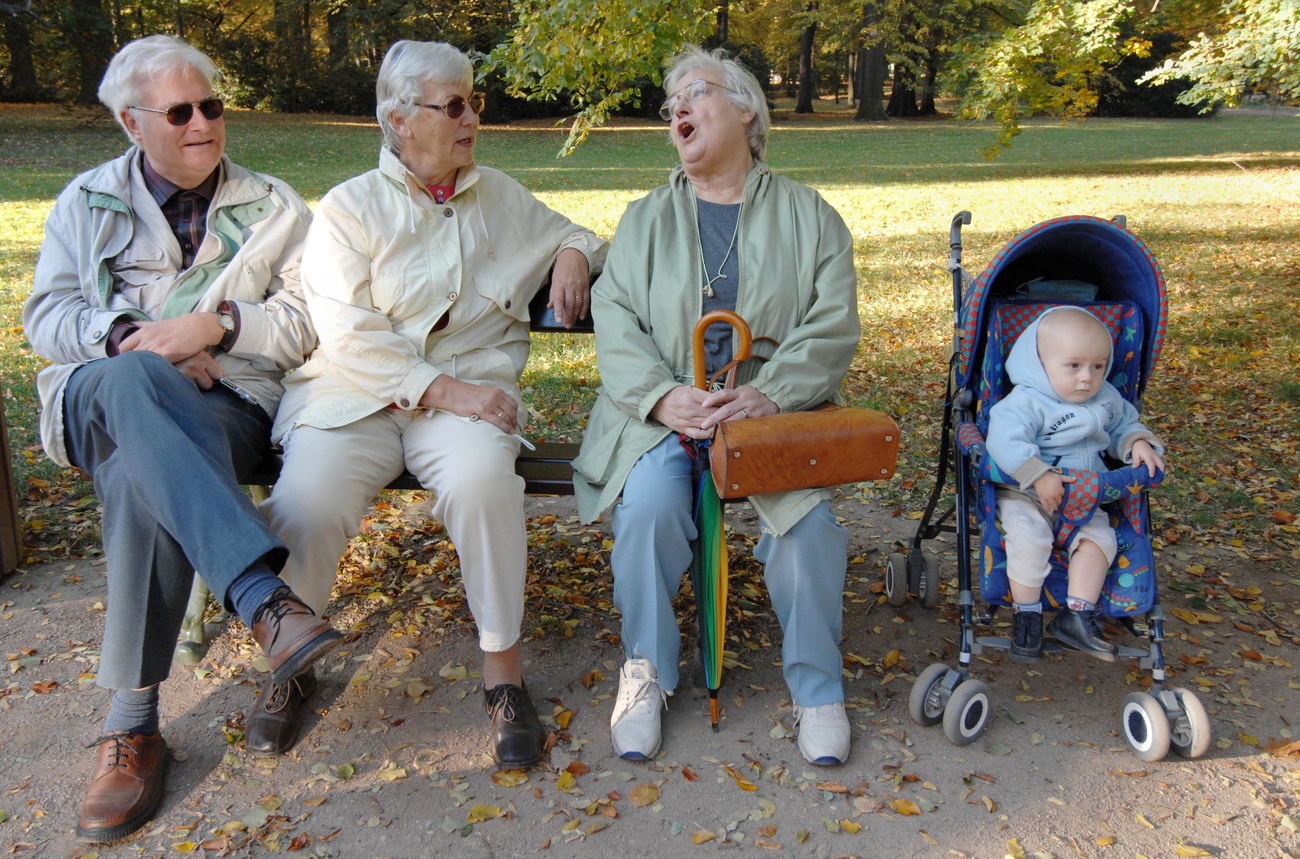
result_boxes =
[219,313,235,331]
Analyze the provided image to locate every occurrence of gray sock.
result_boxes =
[103,685,160,735]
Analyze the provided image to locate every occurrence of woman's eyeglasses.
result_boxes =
[659,80,735,121]
[416,92,486,120]
[129,97,225,127]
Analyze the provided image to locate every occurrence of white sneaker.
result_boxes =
[610,659,666,760]
[793,702,851,766]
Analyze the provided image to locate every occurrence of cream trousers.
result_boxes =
[261,408,525,652]
[999,494,1118,591]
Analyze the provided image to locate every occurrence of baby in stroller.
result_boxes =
[985,306,1165,663]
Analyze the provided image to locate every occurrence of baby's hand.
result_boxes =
[1131,439,1165,477]
[1032,470,1072,516]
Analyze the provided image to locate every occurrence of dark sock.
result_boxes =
[103,686,160,735]
[228,563,290,627]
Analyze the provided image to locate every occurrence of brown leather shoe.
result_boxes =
[76,731,168,843]
[246,669,317,757]
[251,588,343,684]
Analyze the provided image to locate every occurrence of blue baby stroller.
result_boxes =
[893,212,1211,762]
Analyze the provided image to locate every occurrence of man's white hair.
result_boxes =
[98,35,219,139]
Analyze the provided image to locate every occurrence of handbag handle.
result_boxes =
[692,309,754,390]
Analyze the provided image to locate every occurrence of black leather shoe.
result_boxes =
[1048,607,1118,662]
[484,683,547,767]
[1009,610,1043,662]
[246,669,317,757]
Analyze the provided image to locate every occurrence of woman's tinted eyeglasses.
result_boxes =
[129,97,225,127]
[659,80,735,121]
[416,92,486,120]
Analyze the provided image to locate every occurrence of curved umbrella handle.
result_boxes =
[692,309,754,390]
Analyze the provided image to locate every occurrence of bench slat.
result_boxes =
[243,440,581,497]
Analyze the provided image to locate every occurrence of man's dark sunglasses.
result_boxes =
[415,92,486,120]
[129,97,225,127]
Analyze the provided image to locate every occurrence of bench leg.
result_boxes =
[174,576,212,665]
[171,485,271,666]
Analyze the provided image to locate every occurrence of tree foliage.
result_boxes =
[483,0,710,154]
[951,0,1150,157]
[1139,0,1300,108]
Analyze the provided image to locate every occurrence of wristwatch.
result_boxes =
[216,304,237,352]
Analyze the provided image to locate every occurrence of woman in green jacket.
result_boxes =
[573,46,861,766]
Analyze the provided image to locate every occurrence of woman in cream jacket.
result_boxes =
[260,41,606,768]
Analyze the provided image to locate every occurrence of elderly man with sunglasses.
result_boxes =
[23,35,335,843]
[259,40,606,768]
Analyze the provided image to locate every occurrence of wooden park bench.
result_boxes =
[175,291,594,663]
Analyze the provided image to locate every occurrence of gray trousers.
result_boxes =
[63,352,285,689]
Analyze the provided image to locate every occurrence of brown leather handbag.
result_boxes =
[692,310,902,500]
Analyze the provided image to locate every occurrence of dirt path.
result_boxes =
[1,493,1297,858]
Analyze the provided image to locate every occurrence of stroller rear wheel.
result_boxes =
[1120,691,1171,762]
[942,678,990,745]
[908,663,953,726]
[885,553,909,606]
[919,551,941,608]
[1168,687,1212,759]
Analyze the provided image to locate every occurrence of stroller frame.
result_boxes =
[895,212,1211,761]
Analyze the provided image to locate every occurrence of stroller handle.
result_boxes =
[693,309,754,390]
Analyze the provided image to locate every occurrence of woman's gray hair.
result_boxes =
[97,35,219,139]
[663,46,769,162]
[376,40,474,153]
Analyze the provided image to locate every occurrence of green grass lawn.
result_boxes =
[2,102,1298,567]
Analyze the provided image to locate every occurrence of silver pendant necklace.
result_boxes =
[694,190,741,298]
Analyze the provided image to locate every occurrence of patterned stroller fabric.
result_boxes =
[958,298,1163,616]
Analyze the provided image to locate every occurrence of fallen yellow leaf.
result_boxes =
[491,769,529,787]
[466,804,501,823]
[1096,835,1117,847]
[692,829,716,844]
[629,783,659,808]
[891,798,921,816]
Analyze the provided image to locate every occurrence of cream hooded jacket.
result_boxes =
[272,148,607,440]
[24,148,314,467]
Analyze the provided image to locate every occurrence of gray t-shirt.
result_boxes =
[697,199,741,378]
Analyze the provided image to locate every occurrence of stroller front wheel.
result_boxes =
[1121,691,1171,762]
[942,678,991,745]
[909,663,953,726]
[1168,687,1212,759]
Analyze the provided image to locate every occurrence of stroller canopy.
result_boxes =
[957,215,1167,394]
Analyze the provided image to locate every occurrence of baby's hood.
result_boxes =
[1004,306,1112,403]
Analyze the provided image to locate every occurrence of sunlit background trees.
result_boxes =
[2,0,1295,154]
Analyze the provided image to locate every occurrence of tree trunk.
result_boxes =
[67,0,114,105]
[886,63,920,117]
[795,2,817,114]
[1,9,41,101]
[853,2,887,121]
[327,1,349,67]
[919,53,938,115]
[716,0,728,44]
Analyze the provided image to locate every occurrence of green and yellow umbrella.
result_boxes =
[689,310,753,730]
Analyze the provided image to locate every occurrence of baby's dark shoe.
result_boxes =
[1047,608,1118,662]
[1009,610,1043,662]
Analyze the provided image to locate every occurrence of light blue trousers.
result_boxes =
[611,436,848,707]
